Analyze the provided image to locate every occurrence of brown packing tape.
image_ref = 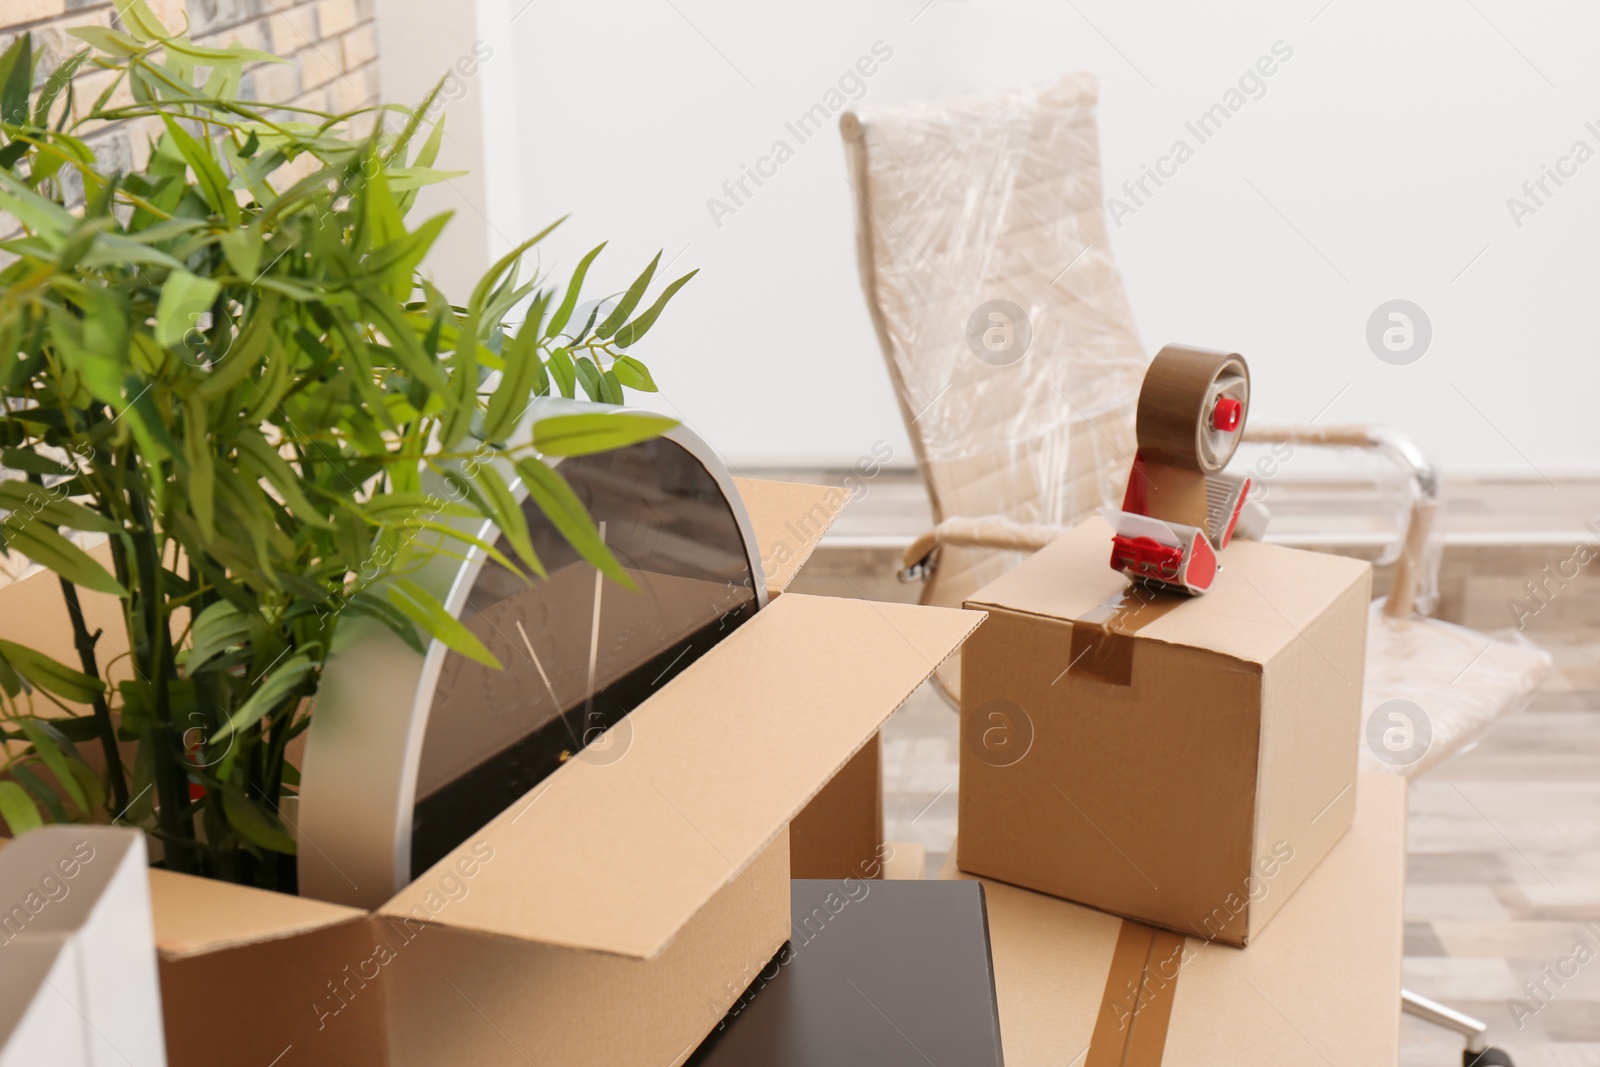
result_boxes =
[1135,345,1249,475]
[1085,921,1185,1067]
[1068,582,1188,686]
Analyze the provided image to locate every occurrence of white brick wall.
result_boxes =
[0,0,383,186]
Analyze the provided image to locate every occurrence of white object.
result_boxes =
[0,827,167,1067]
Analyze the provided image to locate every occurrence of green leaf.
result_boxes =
[359,492,473,524]
[547,346,576,398]
[183,400,215,542]
[67,26,145,58]
[0,169,75,239]
[0,647,22,698]
[515,458,634,591]
[11,765,68,823]
[18,720,90,814]
[33,48,91,129]
[236,433,330,528]
[185,600,251,672]
[155,269,221,349]
[160,115,239,225]
[388,578,501,669]
[610,355,658,391]
[573,356,601,401]
[482,297,550,443]
[0,525,126,596]
[596,251,660,339]
[220,227,262,279]
[0,33,31,127]
[474,463,542,576]
[614,269,698,348]
[214,652,314,743]
[545,242,606,339]
[0,449,72,478]
[532,411,678,457]
[0,781,41,835]
[221,788,297,854]
[0,482,119,533]
[0,640,107,703]
[115,0,174,42]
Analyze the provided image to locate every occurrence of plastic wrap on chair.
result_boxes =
[1360,602,1552,779]
[842,74,1148,620]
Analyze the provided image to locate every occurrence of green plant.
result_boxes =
[0,3,695,889]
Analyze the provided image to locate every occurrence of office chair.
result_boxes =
[841,74,1548,1066]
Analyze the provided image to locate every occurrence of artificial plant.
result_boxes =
[0,2,695,889]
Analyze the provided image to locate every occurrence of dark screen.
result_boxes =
[410,437,759,877]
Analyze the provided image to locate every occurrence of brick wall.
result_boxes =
[0,0,381,172]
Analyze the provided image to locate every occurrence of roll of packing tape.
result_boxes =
[1135,344,1250,475]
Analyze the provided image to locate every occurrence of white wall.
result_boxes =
[410,0,1600,476]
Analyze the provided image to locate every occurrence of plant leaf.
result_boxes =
[473,463,542,577]
[613,268,697,348]
[155,269,220,349]
[0,525,126,596]
[532,411,678,457]
[0,781,41,834]
[185,600,251,672]
[19,719,90,814]
[0,482,119,533]
[596,251,660,339]
[0,640,106,702]
[214,652,314,743]
[545,242,606,339]
[221,788,297,854]
[609,355,658,391]
[515,458,634,591]
[387,578,501,669]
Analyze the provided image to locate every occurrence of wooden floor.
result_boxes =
[775,469,1600,1067]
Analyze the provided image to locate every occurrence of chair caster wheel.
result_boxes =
[1465,1048,1514,1067]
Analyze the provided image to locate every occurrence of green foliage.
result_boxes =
[0,4,693,888]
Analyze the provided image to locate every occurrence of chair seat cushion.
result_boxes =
[1359,602,1552,778]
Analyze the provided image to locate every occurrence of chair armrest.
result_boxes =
[901,516,1071,579]
[1241,423,1440,619]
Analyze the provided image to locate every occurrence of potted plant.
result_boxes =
[0,0,695,889]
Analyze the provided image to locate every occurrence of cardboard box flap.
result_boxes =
[967,516,1370,666]
[734,478,845,597]
[378,592,985,960]
[149,868,367,960]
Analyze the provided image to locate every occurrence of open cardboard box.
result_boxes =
[941,773,1406,1066]
[127,479,984,1067]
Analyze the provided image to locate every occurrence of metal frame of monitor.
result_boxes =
[296,399,767,908]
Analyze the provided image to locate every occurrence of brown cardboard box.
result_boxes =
[940,773,1406,1065]
[0,481,985,1067]
[959,516,1371,945]
[734,477,890,881]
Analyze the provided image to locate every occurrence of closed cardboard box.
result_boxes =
[939,773,1406,1066]
[959,516,1370,945]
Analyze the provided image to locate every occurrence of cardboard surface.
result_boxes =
[733,477,847,598]
[148,869,365,959]
[789,734,883,880]
[959,516,1370,945]
[941,773,1406,1066]
[10,477,982,1067]
[378,592,983,959]
[381,835,792,1067]
[739,477,889,880]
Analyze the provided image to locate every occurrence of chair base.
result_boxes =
[1402,988,1514,1064]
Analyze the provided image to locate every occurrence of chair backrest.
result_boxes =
[841,75,1148,607]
